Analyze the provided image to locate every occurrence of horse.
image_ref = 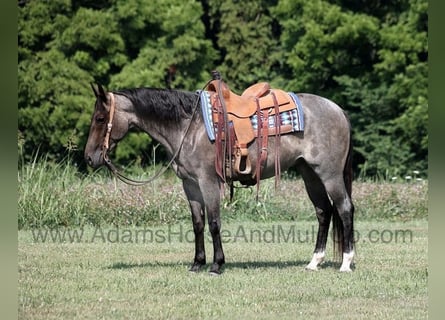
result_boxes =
[84,82,355,274]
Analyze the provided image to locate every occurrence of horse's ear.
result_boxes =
[91,83,110,110]
[90,83,99,97]
[97,83,107,99]
[92,83,110,112]
[91,83,107,99]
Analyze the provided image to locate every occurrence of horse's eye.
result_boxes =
[95,116,105,124]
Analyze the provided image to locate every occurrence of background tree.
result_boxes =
[205,0,281,90]
[273,0,427,177]
[19,0,216,167]
[18,0,428,178]
[108,0,217,165]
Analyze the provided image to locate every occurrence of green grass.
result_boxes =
[18,160,428,318]
[18,220,427,319]
[18,160,428,228]
[18,160,191,228]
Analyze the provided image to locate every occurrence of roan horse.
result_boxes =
[84,82,355,274]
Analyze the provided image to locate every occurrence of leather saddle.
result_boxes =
[206,76,297,182]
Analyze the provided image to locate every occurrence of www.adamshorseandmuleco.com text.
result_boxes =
[29,224,413,245]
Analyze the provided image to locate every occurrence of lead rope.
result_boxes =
[102,80,212,186]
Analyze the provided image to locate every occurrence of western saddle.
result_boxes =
[205,71,299,188]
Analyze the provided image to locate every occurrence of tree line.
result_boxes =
[18,0,428,178]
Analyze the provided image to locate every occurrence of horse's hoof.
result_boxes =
[209,263,222,275]
[305,265,319,271]
[189,262,205,273]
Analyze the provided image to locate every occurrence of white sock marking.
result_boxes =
[339,251,354,272]
[305,251,325,271]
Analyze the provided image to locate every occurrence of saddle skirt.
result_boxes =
[200,90,304,141]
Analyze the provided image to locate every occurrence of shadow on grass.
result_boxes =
[108,260,344,271]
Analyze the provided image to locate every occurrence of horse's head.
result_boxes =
[84,84,128,169]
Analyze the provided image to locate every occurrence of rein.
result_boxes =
[101,82,211,186]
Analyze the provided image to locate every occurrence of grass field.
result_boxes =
[19,220,427,319]
[18,161,428,319]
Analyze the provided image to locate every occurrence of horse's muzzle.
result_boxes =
[85,151,104,169]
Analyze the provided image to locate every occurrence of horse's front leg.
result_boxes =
[202,180,225,275]
[207,212,225,275]
[182,180,206,272]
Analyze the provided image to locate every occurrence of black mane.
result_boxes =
[114,88,198,122]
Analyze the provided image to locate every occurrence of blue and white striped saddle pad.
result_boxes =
[198,91,304,141]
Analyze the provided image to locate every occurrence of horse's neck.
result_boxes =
[143,120,187,156]
[120,97,189,157]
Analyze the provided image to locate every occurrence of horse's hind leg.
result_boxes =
[323,177,355,272]
[297,159,334,271]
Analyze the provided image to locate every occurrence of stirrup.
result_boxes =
[234,148,252,175]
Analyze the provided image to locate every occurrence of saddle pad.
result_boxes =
[198,90,304,142]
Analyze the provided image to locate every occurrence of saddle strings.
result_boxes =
[214,73,238,199]
[215,77,231,179]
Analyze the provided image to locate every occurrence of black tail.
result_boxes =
[332,114,353,260]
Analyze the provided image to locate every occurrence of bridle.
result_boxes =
[101,91,185,185]
[101,92,180,185]
[100,87,205,186]
[102,92,115,155]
